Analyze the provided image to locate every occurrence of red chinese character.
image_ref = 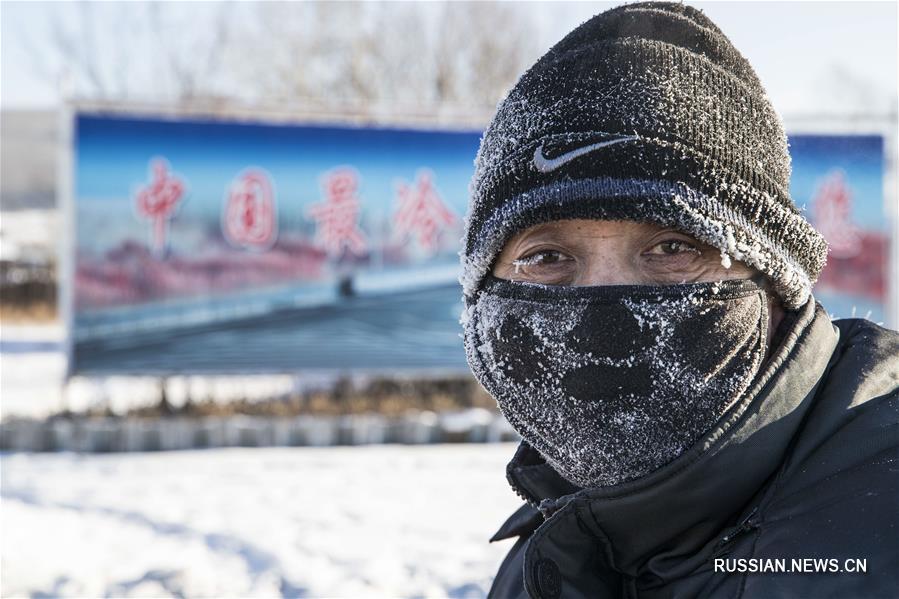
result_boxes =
[222,169,278,251]
[392,170,457,254]
[306,168,368,257]
[134,158,186,258]
[812,170,862,259]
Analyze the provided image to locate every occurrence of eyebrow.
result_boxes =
[511,225,569,251]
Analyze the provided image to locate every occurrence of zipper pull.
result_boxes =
[713,505,760,554]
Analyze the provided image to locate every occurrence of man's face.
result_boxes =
[491,218,783,346]
[491,219,753,286]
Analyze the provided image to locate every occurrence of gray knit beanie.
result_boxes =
[459,1,828,310]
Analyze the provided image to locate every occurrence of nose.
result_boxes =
[575,251,642,286]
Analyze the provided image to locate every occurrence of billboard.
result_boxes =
[68,113,481,374]
[65,112,894,376]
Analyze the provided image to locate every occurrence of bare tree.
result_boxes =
[147,2,235,103]
[30,1,538,117]
[38,1,236,105]
[431,2,538,109]
[231,1,537,116]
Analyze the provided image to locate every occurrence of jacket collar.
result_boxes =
[503,299,839,579]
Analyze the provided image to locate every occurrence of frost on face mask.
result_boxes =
[462,275,768,489]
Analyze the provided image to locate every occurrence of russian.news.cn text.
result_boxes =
[714,558,867,574]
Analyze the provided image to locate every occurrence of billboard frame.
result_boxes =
[58,103,75,381]
[57,100,490,380]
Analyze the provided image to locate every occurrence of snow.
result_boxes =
[1,323,67,419]
[0,210,60,259]
[1,444,524,598]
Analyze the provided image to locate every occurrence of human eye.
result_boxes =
[639,234,709,282]
[509,248,576,282]
[512,248,572,269]
[643,239,701,257]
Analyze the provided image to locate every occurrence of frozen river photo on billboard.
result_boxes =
[1,443,524,598]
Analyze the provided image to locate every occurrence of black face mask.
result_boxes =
[462,274,769,488]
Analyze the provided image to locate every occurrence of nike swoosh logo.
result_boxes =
[532,135,640,173]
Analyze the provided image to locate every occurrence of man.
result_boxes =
[458,2,899,597]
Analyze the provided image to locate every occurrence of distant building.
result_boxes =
[1,109,57,211]
[0,109,58,298]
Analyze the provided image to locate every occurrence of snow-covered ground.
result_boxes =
[1,443,525,598]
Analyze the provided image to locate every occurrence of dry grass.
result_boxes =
[61,376,498,420]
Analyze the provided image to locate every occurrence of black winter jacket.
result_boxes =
[487,300,899,598]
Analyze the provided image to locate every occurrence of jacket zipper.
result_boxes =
[712,505,760,558]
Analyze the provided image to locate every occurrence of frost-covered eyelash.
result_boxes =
[651,240,701,255]
[511,249,568,268]
[511,253,544,267]
[511,250,568,274]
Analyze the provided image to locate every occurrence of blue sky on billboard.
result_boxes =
[0,1,896,116]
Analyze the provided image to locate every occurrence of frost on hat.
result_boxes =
[458,1,828,310]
